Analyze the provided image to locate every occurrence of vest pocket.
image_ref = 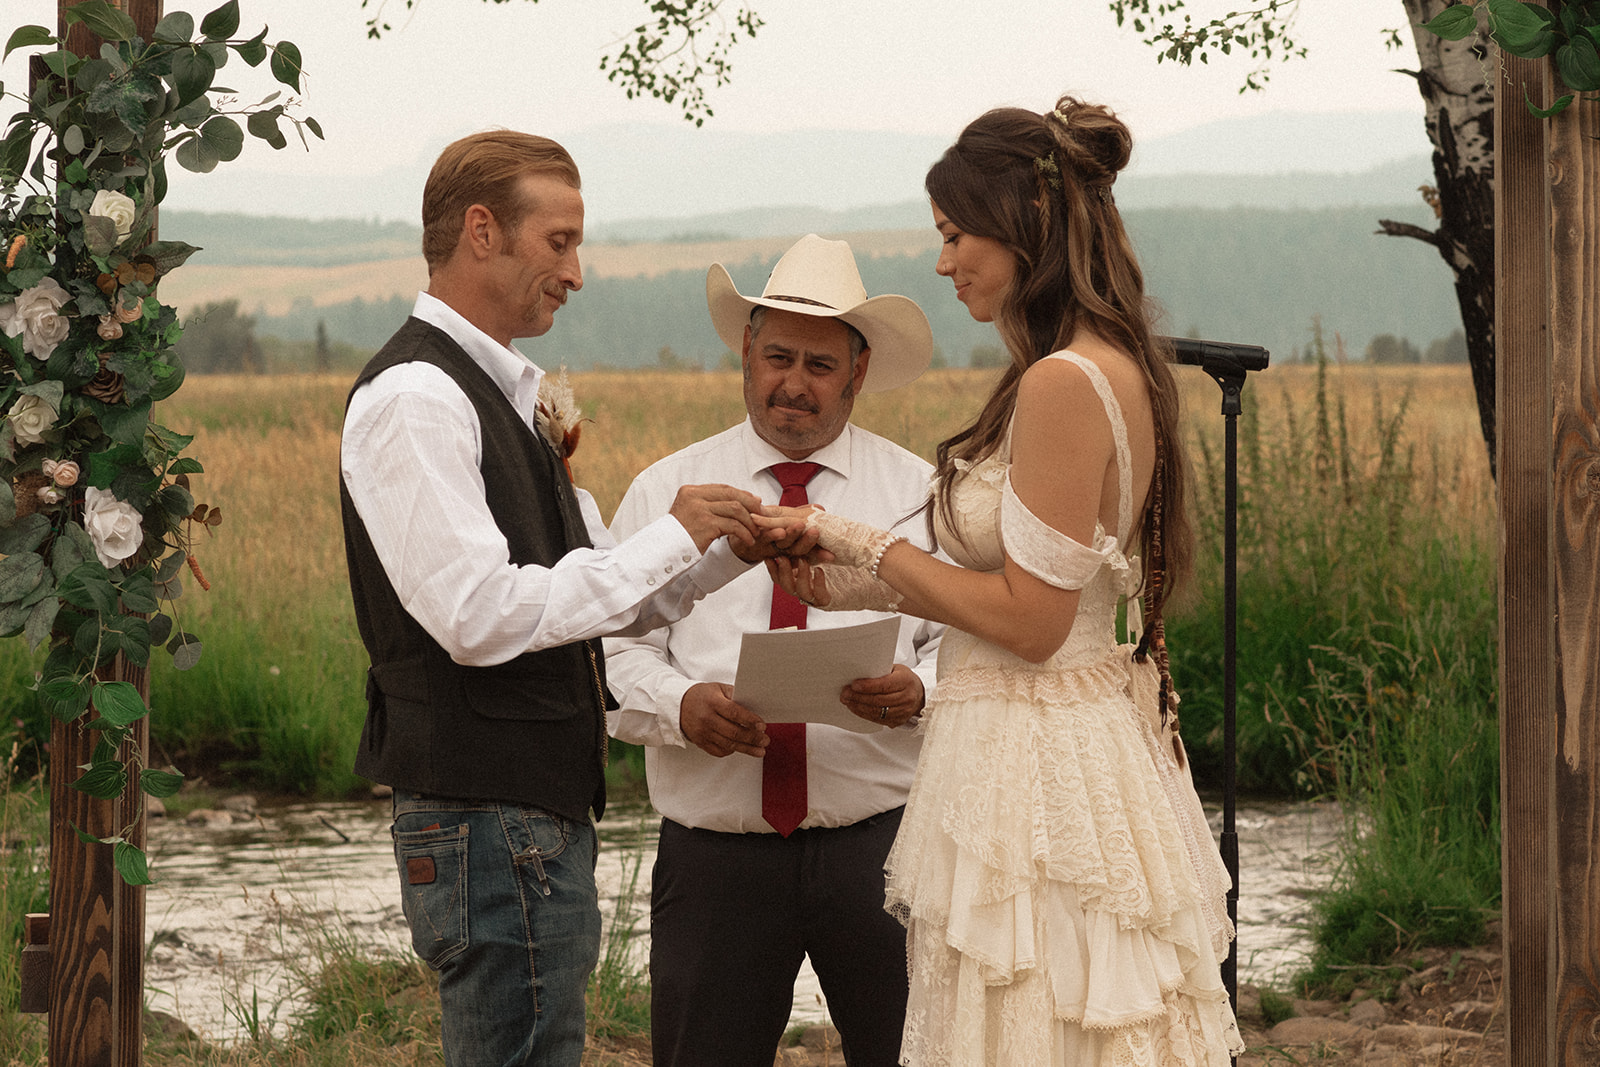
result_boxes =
[464,663,584,721]
[393,821,469,969]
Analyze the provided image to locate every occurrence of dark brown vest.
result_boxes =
[340,317,608,819]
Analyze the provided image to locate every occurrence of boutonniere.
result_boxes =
[535,367,585,479]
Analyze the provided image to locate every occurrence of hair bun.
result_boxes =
[1047,96,1132,188]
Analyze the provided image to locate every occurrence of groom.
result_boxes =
[339,130,806,1066]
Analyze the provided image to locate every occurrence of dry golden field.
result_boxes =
[159,230,939,318]
[156,361,1493,644]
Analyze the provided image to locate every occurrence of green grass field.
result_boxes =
[0,353,1500,1056]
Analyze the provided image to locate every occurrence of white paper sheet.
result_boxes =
[731,616,901,734]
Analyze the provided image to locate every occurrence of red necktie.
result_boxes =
[763,461,822,836]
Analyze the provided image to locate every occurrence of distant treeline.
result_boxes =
[181,202,1464,369]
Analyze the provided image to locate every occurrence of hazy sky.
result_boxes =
[5,0,1431,217]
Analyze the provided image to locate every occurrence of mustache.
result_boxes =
[766,391,818,414]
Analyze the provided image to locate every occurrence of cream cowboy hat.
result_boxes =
[706,233,933,394]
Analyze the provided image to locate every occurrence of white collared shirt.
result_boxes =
[605,419,944,832]
[340,292,747,667]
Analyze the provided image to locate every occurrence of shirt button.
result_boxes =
[664,564,674,574]
[646,576,657,586]
[682,553,693,563]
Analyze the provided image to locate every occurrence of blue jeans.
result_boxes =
[391,791,601,1067]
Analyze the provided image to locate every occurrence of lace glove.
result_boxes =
[813,564,903,612]
[805,510,906,576]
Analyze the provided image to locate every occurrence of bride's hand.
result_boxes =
[736,506,823,562]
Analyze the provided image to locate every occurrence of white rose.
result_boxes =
[8,394,57,445]
[89,189,137,241]
[0,277,72,360]
[84,487,144,568]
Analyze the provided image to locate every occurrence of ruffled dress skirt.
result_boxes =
[884,633,1243,1066]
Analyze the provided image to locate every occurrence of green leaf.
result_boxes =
[59,563,120,616]
[1527,89,1575,116]
[25,597,60,652]
[85,442,146,490]
[269,41,305,91]
[173,133,218,174]
[4,25,54,61]
[39,675,93,721]
[202,115,245,162]
[141,240,201,274]
[93,680,148,727]
[82,213,119,256]
[0,515,52,556]
[94,397,152,447]
[246,108,287,150]
[114,841,153,886]
[53,522,96,579]
[1422,4,1480,40]
[236,33,268,67]
[101,615,152,668]
[1488,0,1556,56]
[169,633,203,671]
[171,47,217,107]
[147,612,173,646]
[72,822,105,845]
[117,571,160,614]
[0,480,12,519]
[158,484,195,520]
[71,758,127,799]
[0,552,47,603]
[64,2,138,43]
[1557,34,1600,91]
[0,601,29,638]
[201,1,242,41]
[140,767,184,799]
[167,457,204,478]
[153,11,196,43]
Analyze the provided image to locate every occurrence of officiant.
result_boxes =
[604,234,944,1067]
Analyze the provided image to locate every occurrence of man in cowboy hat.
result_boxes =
[605,234,944,1066]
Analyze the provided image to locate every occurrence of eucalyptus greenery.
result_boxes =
[1424,0,1600,115]
[361,0,764,126]
[0,0,316,885]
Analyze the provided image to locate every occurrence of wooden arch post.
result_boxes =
[1495,46,1600,1066]
[39,5,162,1067]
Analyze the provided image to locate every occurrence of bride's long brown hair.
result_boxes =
[926,95,1193,624]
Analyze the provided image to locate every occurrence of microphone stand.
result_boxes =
[1161,336,1270,1035]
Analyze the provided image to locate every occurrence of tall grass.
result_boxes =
[1165,331,1498,971]
[0,768,46,1065]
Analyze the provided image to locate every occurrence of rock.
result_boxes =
[1290,997,1338,1017]
[1446,999,1499,1029]
[370,783,394,800]
[798,1024,840,1052]
[1267,1017,1365,1047]
[183,808,233,828]
[145,795,166,819]
[144,1009,201,1046]
[772,1049,809,1066]
[1233,983,1263,1024]
[221,794,258,815]
[1372,1023,1481,1047]
[1346,997,1388,1026]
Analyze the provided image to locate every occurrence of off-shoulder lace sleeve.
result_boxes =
[1000,472,1132,592]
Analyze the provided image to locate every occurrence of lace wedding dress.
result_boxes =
[883,353,1243,1065]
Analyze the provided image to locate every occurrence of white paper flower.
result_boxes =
[7,394,57,445]
[0,277,72,360]
[89,189,137,241]
[84,487,143,568]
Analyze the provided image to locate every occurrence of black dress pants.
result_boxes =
[649,807,908,1067]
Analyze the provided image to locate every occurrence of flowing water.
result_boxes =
[143,795,1343,1044]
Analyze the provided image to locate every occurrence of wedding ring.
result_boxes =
[879,707,889,720]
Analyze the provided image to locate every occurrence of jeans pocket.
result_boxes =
[394,821,469,970]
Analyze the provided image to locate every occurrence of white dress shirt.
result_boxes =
[340,292,748,667]
[605,419,944,833]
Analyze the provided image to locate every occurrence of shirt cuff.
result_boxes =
[607,513,704,592]
[690,535,757,594]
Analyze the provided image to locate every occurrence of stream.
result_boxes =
[142,796,1343,1043]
